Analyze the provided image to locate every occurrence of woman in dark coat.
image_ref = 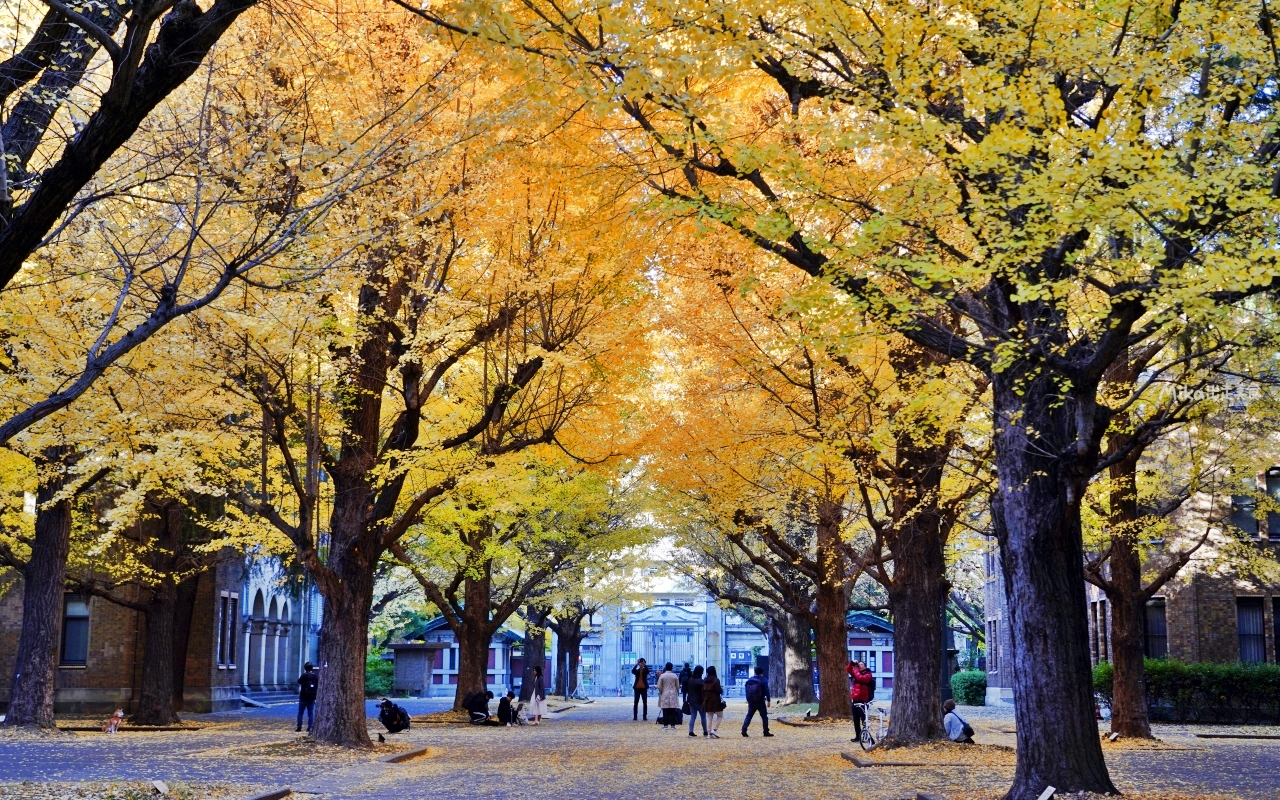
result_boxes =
[686,665,707,737]
[703,666,724,738]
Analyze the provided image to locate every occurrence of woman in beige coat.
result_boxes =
[656,662,682,729]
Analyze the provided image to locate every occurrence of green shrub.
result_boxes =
[1093,658,1280,723]
[950,669,986,705]
[365,647,394,697]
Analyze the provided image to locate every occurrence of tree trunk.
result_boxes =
[883,520,950,745]
[1,450,73,729]
[780,611,816,705]
[170,574,200,712]
[520,606,549,702]
[814,498,851,719]
[453,621,492,709]
[1104,450,1153,738]
[766,616,786,699]
[993,374,1116,799]
[131,585,180,726]
[310,548,376,747]
[555,632,583,697]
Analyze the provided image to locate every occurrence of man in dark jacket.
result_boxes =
[497,691,516,726]
[463,690,496,725]
[295,662,318,733]
[740,666,773,738]
[631,658,649,721]
[378,698,411,733]
[678,663,692,701]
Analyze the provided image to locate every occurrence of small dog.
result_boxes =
[103,709,124,733]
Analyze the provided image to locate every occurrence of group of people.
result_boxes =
[630,658,773,738]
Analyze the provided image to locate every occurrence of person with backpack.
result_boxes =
[740,666,773,737]
[678,663,692,702]
[378,698,411,733]
[632,657,649,721]
[703,665,725,738]
[943,699,976,743]
[847,659,875,742]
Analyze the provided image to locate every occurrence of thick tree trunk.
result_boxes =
[993,375,1116,799]
[131,586,180,726]
[520,606,549,703]
[883,521,950,745]
[170,574,200,712]
[554,633,584,697]
[766,616,786,698]
[453,622,492,709]
[814,498,851,719]
[1102,446,1154,739]
[310,549,376,748]
[780,611,816,705]
[1,451,73,730]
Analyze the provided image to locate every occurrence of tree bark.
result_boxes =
[765,616,786,699]
[780,610,816,705]
[130,585,181,726]
[309,547,376,748]
[1,449,74,729]
[553,630,584,697]
[814,498,852,719]
[453,621,492,708]
[170,574,200,712]
[882,518,950,745]
[993,373,1116,799]
[1102,447,1153,738]
[520,606,549,702]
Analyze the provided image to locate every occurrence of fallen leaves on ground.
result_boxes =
[410,709,469,724]
[866,741,1016,767]
[222,734,402,764]
[0,782,248,800]
[957,792,1240,800]
[1101,736,1193,751]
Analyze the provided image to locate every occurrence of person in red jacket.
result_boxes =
[847,659,875,742]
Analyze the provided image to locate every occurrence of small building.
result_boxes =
[846,611,896,700]
[399,617,525,698]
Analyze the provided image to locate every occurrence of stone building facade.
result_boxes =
[0,555,320,716]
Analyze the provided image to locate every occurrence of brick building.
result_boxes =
[984,478,1280,706]
[0,556,320,716]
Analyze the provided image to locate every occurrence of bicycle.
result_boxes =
[853,702,887,751]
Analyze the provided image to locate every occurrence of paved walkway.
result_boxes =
[1,699,1277,798]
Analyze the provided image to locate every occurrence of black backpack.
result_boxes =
[745,677,764,704]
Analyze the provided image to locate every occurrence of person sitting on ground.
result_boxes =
[462,690,497,725]
[378,698,411,733]
[497,691,517,726]
[943,699,975,744]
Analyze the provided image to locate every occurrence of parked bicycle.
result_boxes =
[853,702,888,751]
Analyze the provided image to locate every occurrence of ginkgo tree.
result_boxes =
[406,1,1280,793]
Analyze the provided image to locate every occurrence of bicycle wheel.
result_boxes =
[860,726,876,751]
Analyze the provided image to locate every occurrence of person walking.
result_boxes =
[678,663,692,702]
[631,658,649,721]
[740,666,773,737]
[295,662,318,733]
[528,665,548,725]
[703,665,724,738]
[657,661,681,729]
[847,659,875,742]
[686,665,707,737]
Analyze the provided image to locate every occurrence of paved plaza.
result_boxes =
[1,699,1277,799]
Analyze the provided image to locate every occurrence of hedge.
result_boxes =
[365,647,394,697]
[1093,659,1280,723]
[951,669,987,705]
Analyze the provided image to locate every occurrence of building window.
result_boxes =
[217,593,238,667]
[60,594,90,666]
[1231,493,1260,538]
[1238,597,1266,663]
[1267,469,1280,537]
[986,620,998,672]
[1144,599,1168,659]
